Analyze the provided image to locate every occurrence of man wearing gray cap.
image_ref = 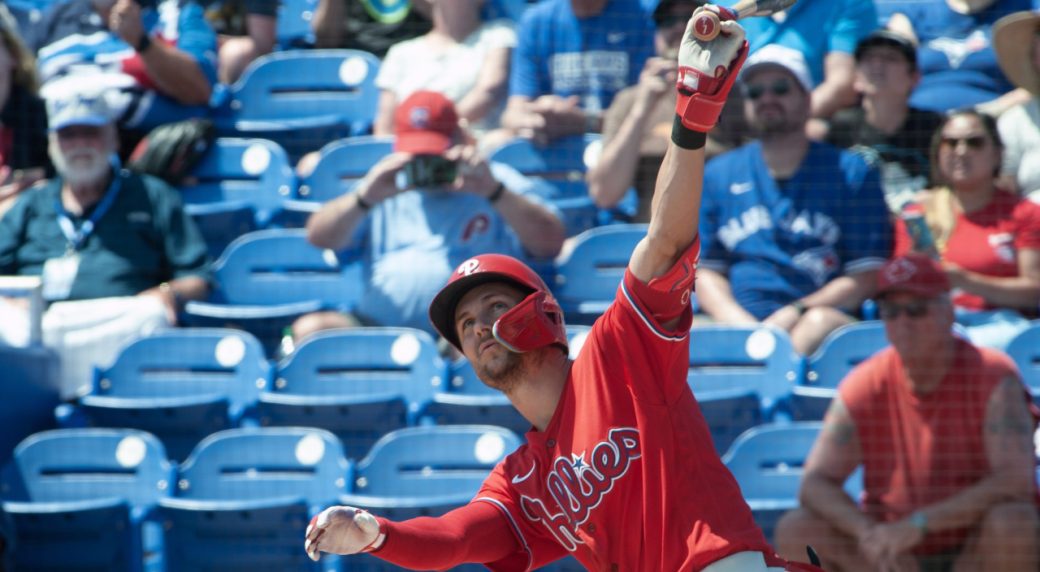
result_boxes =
[696,44,891,356]
[0,89,210,399]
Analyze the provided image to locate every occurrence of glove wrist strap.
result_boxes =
[671,115,707,149]
[674,42,749,133]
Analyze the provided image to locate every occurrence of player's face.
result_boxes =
[742,67,810,136]
[854,45,917,98]
[880,292,954,363]
[454,282,528,393]
[936,114,1000,190]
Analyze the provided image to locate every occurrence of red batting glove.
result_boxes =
[674,6,748,132]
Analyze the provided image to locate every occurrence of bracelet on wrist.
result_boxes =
[487,183,506,204]
[671,115,707,150]
[355,193,373,211]
[135,33,152,54]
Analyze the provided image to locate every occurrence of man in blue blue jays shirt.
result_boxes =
[696,45,892,356]
[24,0,217,132]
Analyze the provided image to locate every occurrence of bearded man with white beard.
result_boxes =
[0,90,211,399]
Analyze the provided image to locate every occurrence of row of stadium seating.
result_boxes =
[0,421,859,571]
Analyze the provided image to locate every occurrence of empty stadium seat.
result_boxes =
[791,321,889,421]
[258,328,444,458]
[1006,323,1040,404]
[182,229,364,355]
[553,224,645,324]
[688,325,803,453]
[213,50,381,160]
[179,138,296,257]
[158,427,347,572]
[0,429,172,572]
[0,344,60,468]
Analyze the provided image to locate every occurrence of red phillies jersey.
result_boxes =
[894,190,1040,310]
[840,339,1036,554]
[473,244,772,571]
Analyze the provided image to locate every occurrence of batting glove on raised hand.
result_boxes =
[675,6,748,132]
[304,506,386,561]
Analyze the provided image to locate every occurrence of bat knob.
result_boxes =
[692,11,721,41]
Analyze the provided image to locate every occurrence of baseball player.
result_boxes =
[304,8,823,571]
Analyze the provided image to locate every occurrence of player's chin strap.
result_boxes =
[492,291,564,353]
[674,41,749,134]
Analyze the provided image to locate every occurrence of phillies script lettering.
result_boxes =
[520,428,641,551]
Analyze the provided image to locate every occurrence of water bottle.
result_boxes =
[901,203,939,259]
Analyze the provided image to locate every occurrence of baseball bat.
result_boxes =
[691,0,798,42]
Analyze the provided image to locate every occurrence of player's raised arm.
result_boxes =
[629,10,747,283]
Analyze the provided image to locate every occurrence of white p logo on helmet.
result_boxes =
[458,258,480,276]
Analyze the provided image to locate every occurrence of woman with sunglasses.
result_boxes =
[893,109,1040,350]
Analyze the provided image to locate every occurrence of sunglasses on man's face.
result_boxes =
[939,135,987,150]
[744,79,793,100]
[878,299,933,320]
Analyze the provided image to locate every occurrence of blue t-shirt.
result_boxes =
[874,0,1033,112]
[508,0,654,114]
[353,162,559,333]
[699,142,892,319]
[28,0,217,129]
[737,0,876,86]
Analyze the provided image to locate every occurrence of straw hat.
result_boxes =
[994,11,1040,97]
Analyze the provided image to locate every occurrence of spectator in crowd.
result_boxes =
[498,0,655,144]
[372,0,517,138]
[0,89,211,399]
[994,10,1040,196]
[876,0,1034,116]
[298,91,565,340]
[894,109,1040,350]
[312,0,431,57]
[209,0,278,85]
[775,253,1039,572]
[822,29,943,214]
[696,45,892,356]
[23,0,217,135]
[0,6,50,218]
[586,0,747,222]
[739,0,876,121]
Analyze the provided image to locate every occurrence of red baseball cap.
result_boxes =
[877,254,951,298]
[394,91,459,155]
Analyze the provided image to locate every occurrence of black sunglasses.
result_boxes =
[744,79,792,100]
[878,299,933,320]
[940,135,987,150]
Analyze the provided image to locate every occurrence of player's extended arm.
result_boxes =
[305,502,520,568]
[629,10,747,286]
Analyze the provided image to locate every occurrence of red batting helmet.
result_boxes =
[429,254,568,353]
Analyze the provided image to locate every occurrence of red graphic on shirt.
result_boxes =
[519,428,641,551]
[461,214,490,242]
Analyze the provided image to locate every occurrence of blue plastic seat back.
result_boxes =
[346,425,520,499]
[297,136,394,204]
[553,224,646,323]
[1,429,171,507]
[179,138,296,227]
[722,423,822,502]
[422,358,530,435]
[1006,323,1040,402]
[173,427,347,505]
[0,344,60,469]
[210,228,363,310]
[792,321,889,421]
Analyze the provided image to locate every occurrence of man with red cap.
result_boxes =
[299,90,566,339]
[776,253,1039,571]
[305,10,823,572]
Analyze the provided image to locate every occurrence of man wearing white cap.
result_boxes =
[0,89,210,399]
[696,44,892,356]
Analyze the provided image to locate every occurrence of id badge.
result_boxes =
[41,253,81,301]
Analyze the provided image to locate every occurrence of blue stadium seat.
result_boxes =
[65,328,269,461]
[178,138,296,257]
[258,328,444,458]
[0,429,172,572]
[158,427,347,572]
[275,0,317,48]
[791,321,889,421]
[1006,323,1040,404]
[279,136,394,226]
[182,229,364,355]
[688,325,802,453]
[553,224,646,324]
[213,50,381,160]
[0,344,60,468]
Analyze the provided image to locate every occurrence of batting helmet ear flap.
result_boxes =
[492,290,567,353]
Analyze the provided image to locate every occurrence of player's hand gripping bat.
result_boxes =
[692,0,798,42]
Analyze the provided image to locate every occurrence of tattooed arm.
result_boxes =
[799,397,875,539]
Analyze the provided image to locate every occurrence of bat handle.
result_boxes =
[692,10,721,41]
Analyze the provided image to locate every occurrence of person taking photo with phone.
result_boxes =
[297,90,566,345]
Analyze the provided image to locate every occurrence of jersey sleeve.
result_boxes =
[173,1,218,86]
[828,0,877,54]
[508,10,543,98]
[1012,198,1040,251]
[837,155,891,274]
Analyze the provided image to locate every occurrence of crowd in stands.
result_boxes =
[1,0,1040,566]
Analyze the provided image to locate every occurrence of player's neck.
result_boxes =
[506,351,571,432]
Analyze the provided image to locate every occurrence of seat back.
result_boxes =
[1,429,171,506]
[722,423,821,501]
[297,136,394,203]
[347,425,520,498]
[92,328,269,415]
[806,321,889,389]
[553,224,646,323]
[1006,323,1040,402]
[173,427,347,504]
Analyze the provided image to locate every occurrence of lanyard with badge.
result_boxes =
[41,156,124,301]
